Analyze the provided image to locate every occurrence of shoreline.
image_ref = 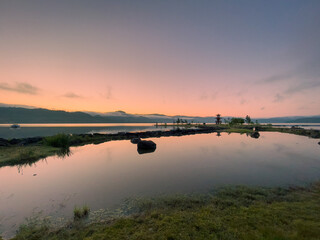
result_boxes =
[1,124,319,168]
[9,181,320,240]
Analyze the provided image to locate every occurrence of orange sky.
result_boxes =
[0,1,319,117]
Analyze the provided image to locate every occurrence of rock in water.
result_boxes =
[250,131,260,139]
[138,141,157,150]
[131,138,141,144]
[137,140,156,154]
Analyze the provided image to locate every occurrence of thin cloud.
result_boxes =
[0,82,39,95]
[106,86,113,100]
[284,81,320,94]
[199,92,208,101]
[0,103,36,109]
[272,80,320,103]
[211,91,218,100]
[99,86,114,100]
[199,91,218,101]
[240,98,247,105]
[273,93,285,103]
[236,89,248,96]
[62,92,83,98]
[259,73,292,84]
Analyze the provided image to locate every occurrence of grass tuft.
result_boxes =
[44,134,71,148]
[74,205,90,221]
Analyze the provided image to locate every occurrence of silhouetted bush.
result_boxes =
[229,118,245,125]
[44,134,71,148]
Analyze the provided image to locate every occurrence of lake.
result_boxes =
[0,123,319,139]
[0,123,171,139]
[0,131,320,238]
[271,123,320,130]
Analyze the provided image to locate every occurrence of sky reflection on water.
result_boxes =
[0,132,320,237]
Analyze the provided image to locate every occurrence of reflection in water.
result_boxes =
[130,138,141,144]
[56,147,72,158]
[250,132,260,139]
[137,148,156,155]
[0,132,320,238]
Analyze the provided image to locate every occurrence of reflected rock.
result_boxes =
[250,131,260,139]
[137,140,156,154]
[131,138,141,144]
[138,148,156,155]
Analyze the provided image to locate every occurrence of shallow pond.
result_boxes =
[0,132,320,238]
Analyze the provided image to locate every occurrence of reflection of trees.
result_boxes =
[57,147,72,158]
[14,147,72,174]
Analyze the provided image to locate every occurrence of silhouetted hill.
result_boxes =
[0,107,319,124]
[286,117,320,123]
[0,107,155,123]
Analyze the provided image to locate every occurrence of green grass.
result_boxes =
[10,183,320,240]
[0,145,60,167]
[224,128,254,134]
[44,134,71,148]
[74,205,90,221]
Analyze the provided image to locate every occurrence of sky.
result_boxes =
[0,0,319,117]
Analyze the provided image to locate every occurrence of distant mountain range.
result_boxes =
[0,105,319,124]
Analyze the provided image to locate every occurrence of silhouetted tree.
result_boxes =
[230,118,245,125]
[245,115,252,124]
[216,114,222,124]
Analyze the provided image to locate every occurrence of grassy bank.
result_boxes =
[0,145,60,167]
[10,182,320,240]
[0,134,110,167]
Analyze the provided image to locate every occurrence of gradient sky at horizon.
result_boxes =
[1,0,319,117]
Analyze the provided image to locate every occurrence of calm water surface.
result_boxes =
[271,123,320,130]
[0,123,170,139]
[0,123,319,139]
[0,132,320,237]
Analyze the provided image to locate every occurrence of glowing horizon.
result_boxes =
[1,1,319,118]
